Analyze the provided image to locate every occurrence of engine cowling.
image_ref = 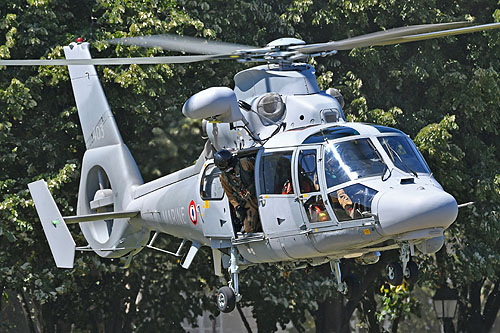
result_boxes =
[182,87,243,122]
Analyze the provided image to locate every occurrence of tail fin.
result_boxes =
[63,42,122,149]
[63,43,146,258]
[28,180,75,268]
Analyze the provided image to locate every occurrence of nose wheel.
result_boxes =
[386,262,404,285]
[403,260,419,284]
[386,243,419,286]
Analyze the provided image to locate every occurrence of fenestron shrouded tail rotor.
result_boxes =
[1,21,499,66]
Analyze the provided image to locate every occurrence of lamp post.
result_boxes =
[433,287,458,333]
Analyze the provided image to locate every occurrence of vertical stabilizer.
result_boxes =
[63,42,122,149]
[62,42,145,259]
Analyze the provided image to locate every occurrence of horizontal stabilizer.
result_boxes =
[28,180,75,268]
[63,211,140,224]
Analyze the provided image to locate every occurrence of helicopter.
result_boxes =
[3,20,498,313]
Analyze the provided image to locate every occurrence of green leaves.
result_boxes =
[0,78,37,116]
[377,283,419,322]
[415,115,461,163]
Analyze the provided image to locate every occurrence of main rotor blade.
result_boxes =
[373,22,500,46]
[0,54,227,66]
[292,21,470,53]
[109,34,258,55]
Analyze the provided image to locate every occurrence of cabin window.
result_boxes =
[260,151,294,194]
[298,149,319,193]
[200,164,224,200]
[303,126,359,144]
[303,195,331,223]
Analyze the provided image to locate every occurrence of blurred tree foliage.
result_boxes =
[0,0,499,332]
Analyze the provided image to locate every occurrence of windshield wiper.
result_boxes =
[380,161,392,181]
[386,143,418,178]
[368,140,391,181]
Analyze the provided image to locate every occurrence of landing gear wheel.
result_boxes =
[344,274,360,298]
[403,261,419,284]
[216,286,236,313]
[386,262,404,286]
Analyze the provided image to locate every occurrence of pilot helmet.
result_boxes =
[214,149,237,172]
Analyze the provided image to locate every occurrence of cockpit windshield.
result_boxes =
[378,136,430,175]
[324,138,386,188]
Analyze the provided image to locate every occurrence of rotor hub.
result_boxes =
[266,38,306,49]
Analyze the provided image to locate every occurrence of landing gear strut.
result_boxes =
[330,259,359,297]
[386,242,419,286]
[216,247,241,313]
[330,259,347,294]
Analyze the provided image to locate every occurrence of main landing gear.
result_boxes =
[216,247,241,313]
[330,259,359,297]
[386,242,419,286]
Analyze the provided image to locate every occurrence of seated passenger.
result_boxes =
[301,195,329,222]
[308,199,329,222]
[282,179,294,194]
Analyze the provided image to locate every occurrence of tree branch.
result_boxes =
[482,277,500,332]
[236,303,253,333]
[466,280,484,332]
[344,255,391,320]
[0,285,3,312]
[362,292,380,333]
[19,290,37,333]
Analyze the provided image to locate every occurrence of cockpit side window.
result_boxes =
[298,149,319,193]
[378,136,430,174]
[260,151,294,194]
[328,184,378,222]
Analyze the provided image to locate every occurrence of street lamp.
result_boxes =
[433,286,458,333]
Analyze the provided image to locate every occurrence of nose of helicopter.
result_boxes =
[376,186,458,236]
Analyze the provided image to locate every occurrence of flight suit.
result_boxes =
[220,157,260,233]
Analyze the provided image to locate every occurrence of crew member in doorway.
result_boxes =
[214,150,260,234]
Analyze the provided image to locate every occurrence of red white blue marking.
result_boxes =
[189,200,197,225]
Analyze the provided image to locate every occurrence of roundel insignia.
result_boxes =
[189,200,197,225]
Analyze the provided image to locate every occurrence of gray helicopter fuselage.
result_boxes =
[121,63,457,266]
[123,121,457,266]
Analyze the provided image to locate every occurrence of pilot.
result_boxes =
[214,150,260,234]
[325,155,358,219]
[336,188,356,219]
